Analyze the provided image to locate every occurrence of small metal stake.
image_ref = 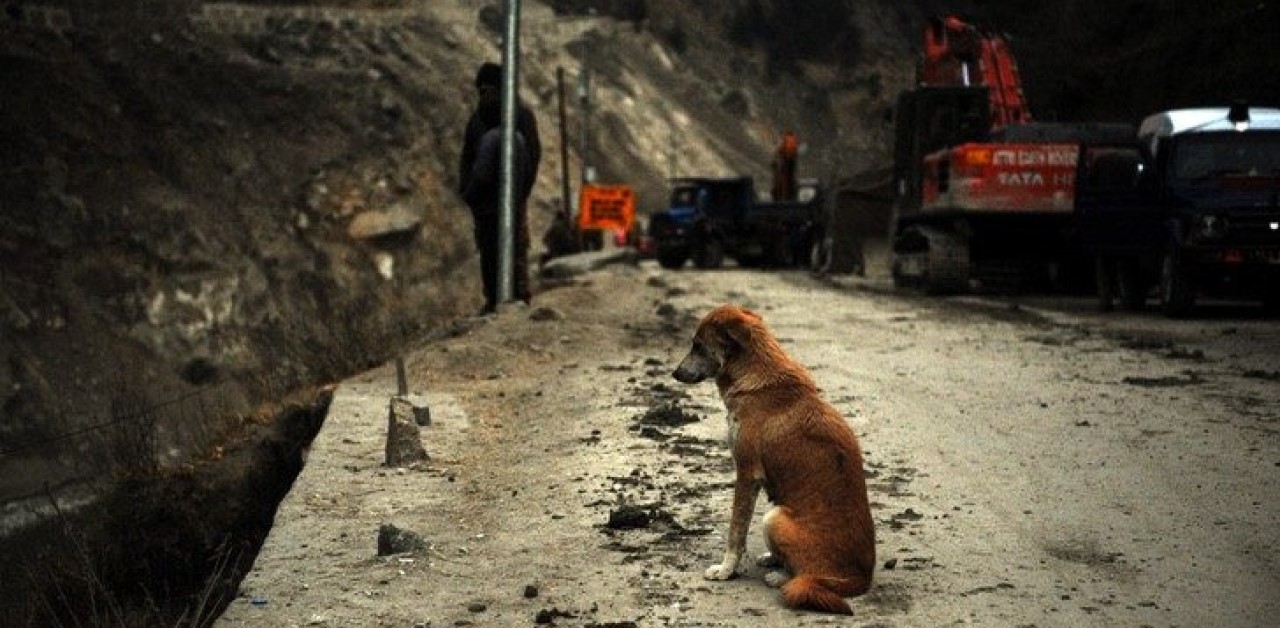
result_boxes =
[395,356,408,396]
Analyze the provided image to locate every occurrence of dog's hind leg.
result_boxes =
[772,509,873,615]
[760,506,791,587]
[763,506,854,614]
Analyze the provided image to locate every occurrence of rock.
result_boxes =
[539,249,639,279]
[529,306,565,322]
[466,601,487,613]
[607,505,650,530]
[386,397,429,466]
[534,608,576,624]
[477,5,503,32]
[393,394,432,426]
[376,523,427,556]
[347,203,423,240]
[523,584,539,598]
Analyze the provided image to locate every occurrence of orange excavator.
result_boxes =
[888,15,1135,293]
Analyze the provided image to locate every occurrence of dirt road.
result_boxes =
[218,262,1280,627]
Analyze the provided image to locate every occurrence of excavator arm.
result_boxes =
[919,15,1032,128]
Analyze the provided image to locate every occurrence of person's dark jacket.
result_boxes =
[463,128,531,216]
[458,102,541,205]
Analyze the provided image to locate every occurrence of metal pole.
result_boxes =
[556,67,572,224]
[497,0,522,305]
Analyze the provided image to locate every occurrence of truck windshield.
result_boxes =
[1173,132,1280,180]
[1082,146,1144,190]
[670,186,700,207]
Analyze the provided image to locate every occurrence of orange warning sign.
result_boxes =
[577,184,635,234]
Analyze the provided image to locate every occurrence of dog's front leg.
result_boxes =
[705,473,760,580]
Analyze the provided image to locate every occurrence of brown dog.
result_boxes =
[673,304,875,615]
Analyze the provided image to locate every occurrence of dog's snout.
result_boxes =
[673,346,717,384]
[673,364,701,384]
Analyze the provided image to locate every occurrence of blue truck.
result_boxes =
[646,176,824,270]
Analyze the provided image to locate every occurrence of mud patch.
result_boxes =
[660,434,722,457]
[606,504,660,530]
[1025,333,1076,347]
[1243,369,1280,381]
[866,461,918,497]
[961,582,1016,597]
[1044,539,1134,575]
[884,507,925,530]
[1110,334,1208,361]
[1164,347,1207,361]
[861,580,914,613]
[618,379,692,409]
[634,402,702,427]
[1122,372,1204,388]
[1113,333,1175,351]
[896,555,939,571]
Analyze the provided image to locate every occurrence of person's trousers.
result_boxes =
[471,207,531,312]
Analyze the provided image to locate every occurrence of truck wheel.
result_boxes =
[1094,257,1116,312]
[1159,248,1195,317]
[656,250,687,270]
[810,236,833,276]
[694,240,725,269]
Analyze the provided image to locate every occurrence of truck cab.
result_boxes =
[1081,105,1280,315]
[648,177,821,270]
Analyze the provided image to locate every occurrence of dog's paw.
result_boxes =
[756,552,780,568]
[703,564,737,581]
[763,570,790,588]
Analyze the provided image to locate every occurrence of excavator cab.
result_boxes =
[891,86,992,214]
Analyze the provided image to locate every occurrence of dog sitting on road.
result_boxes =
[673,304,875,615]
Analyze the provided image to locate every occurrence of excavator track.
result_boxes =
[891,226,970,294]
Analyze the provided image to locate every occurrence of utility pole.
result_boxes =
[573,18,595,252]
[496,0,521,305]
[578,9,595,186]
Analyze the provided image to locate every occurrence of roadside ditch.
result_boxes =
[0,386,333,627]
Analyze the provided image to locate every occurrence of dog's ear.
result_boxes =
[720,316,755,354]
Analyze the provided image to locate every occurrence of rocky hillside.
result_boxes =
[0,0,915,491]
[2,0,1277,509]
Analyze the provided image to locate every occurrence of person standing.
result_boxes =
[458,62,542,314]
[771,129,799,201]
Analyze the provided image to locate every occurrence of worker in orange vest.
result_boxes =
[772,130,799,201]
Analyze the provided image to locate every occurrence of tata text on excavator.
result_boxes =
[888,15,1136,293]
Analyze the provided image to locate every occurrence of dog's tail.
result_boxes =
[781,574,854,615]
